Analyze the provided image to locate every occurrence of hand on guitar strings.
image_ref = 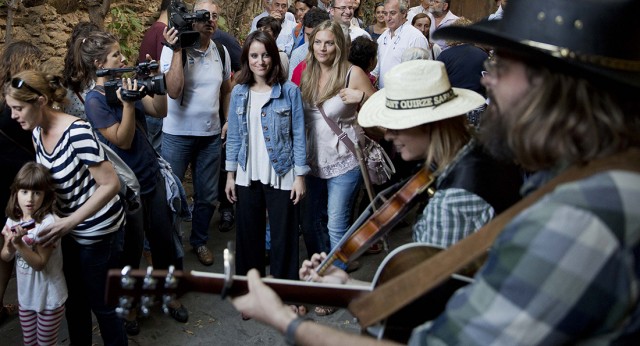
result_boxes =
[230,269,297,333]
[299,252,350,285]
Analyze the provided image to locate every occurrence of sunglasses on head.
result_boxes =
[11,78,43,97]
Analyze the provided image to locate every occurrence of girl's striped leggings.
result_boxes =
[18,305,65,346]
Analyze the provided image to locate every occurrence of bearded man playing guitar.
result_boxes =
[232,0,640,344]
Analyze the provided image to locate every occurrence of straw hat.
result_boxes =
[434,0,640,90]
[358,60,485,130]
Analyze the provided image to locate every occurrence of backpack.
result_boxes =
[99,142,141,214]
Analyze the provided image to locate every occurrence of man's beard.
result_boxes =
[477,91,516,163]
[429,8,443,17]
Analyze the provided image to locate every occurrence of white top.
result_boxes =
[236,90,295,190]
[279,51,290,76]
[249,10,296,32]
[250,11,296,57]
[9,214,67,312]
[429,10,460,50]
[160,40,231,136]
[348,25,371,41]
[373,22,429,88]
[304,91,361,179]
[406,4,432,25]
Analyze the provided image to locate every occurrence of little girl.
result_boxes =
[0,162,67,346]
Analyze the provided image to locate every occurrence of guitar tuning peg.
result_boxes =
[115,296,133,318]
[161,294,176,315]
[143,266,157,290]
[120,265,136,290]
[164,265,178,289]
[139,294,154,317]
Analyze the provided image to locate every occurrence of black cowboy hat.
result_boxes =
[433,0,640,90]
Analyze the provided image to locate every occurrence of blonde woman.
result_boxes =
[300,20,375,305]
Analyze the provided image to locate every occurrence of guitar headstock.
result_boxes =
[105,265,193,317]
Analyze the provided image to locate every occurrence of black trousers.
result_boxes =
[235,181,298,280]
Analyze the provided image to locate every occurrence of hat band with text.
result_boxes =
[386,89,457,110]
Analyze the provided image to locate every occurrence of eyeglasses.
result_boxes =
[482,57,507,79]
[383,23,404,49]
[11,78,43,97]
[333,6,354,11]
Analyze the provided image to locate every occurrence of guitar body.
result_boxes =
[365,243,474,343]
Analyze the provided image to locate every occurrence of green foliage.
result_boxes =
[106,5,145,63]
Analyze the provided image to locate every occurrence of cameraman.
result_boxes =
[74,31,190,327]
[160,0,232,266]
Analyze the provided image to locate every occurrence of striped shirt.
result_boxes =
[34,121,124,245]
[410,170,640,345]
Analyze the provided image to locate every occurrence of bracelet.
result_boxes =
[359,91,366,105]
[285,316,312,345]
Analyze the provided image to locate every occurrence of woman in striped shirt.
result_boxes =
[3,70,127,346]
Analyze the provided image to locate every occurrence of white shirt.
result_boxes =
[488,5,504,20]
[406,4,431,25]
[349,24,371,41]
[250,11,297,56]
[160,40,231,136]
[373,22,429,88]
[11,214,68,312]
[429,10,459,50]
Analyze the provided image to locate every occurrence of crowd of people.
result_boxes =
[0,0,639,345]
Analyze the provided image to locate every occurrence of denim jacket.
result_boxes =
[225,81,310,176]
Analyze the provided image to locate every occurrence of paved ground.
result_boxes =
[0,200,415,345]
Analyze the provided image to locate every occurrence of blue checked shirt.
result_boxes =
[413,142,495,248]
[409,169,640,345]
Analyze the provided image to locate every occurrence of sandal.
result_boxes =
[314,306,337,316]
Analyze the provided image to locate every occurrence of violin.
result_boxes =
[314,166,436,276]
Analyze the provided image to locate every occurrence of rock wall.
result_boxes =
[0,0,262,74]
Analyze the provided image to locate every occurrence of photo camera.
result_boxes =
[168,0,211,49]
[96,61,167,105]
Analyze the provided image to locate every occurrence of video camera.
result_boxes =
[96,61,167,106]
[168,0,211,49]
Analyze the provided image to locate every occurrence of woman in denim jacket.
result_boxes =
[225,31,309,280]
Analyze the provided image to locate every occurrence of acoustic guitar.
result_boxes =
[105,243,475,343]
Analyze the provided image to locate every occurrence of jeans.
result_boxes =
[162,133,221,248]
[141,172,181,270]
[62,232,127,346]
[304,168,362,267]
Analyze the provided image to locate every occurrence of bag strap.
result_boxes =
[349,148,640,327]
[317,104,358,156]
[75,91,85,104]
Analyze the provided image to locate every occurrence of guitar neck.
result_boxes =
[192,271,370,307]
[106,268,371,308]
